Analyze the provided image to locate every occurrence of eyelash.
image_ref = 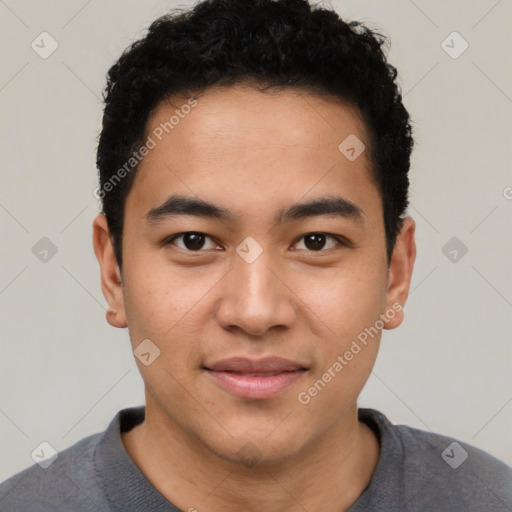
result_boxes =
[164,232,348,254]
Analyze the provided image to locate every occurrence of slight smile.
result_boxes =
[203,356,308,400]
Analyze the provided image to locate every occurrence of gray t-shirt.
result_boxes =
[1,406,511,511]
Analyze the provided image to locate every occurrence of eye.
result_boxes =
[165,232,221,251]
[292,233,343,252]
[165,231,346,253]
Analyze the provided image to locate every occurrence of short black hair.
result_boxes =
[96,0,413,268]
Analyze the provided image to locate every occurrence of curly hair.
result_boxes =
[96,0,413,268]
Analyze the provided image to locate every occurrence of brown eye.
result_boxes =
[293,233,341,252]
[167,232,219,251]
[182,232,206,250]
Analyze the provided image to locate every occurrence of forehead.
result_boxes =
[126,84,379,222]
[146,84,368,152]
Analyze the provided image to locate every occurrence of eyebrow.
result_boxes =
[146,194,364,225]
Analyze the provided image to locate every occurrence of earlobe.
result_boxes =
[384,216,416,330]
[92,214,128,328]
[106,308,126,329]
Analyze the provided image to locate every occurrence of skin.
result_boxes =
[93,83,416,512]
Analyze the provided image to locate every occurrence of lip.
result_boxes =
[203,356,308,400]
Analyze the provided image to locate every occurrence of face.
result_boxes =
[94,84,415,465]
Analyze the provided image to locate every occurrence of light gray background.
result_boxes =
[1,0,511,481]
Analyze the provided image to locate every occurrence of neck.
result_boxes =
[122,401,380,512]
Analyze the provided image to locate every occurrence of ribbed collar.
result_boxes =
[94,406,180,511]
[93,406,402,512]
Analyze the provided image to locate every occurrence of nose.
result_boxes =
[215,248,297,337]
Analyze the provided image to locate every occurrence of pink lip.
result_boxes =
[204,357,308,400]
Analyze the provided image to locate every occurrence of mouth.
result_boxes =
[203,357,308,400]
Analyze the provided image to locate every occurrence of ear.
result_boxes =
[383,216,416,330]
[92,214,127,328]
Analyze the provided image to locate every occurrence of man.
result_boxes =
[1,0,510,510]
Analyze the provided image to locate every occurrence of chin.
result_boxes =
[211,438,303,469]
[194,417,312,468]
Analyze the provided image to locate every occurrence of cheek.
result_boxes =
[121,255,228,387]
[122,252,209,341]
[296,262,387,341]
[121,263,210,396]
[292,261,386,400]
[294,270,384,417]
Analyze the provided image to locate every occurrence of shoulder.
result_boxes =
[358,408,512,511]
[0,431,107,512]
[399,423,512,510]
